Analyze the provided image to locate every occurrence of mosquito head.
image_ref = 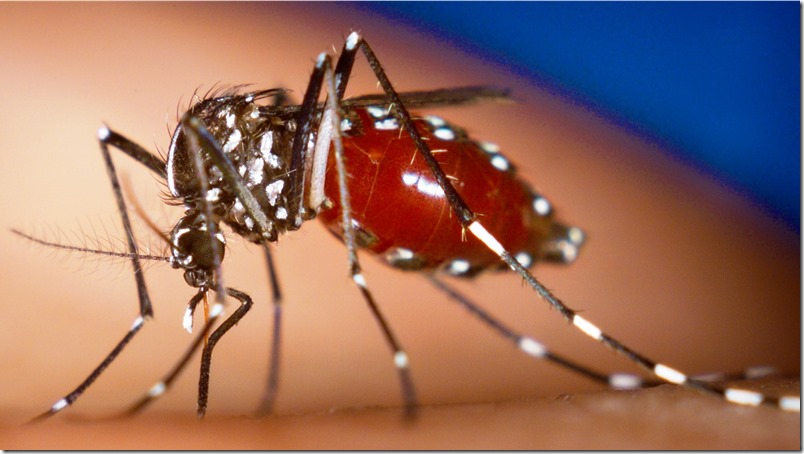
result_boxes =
[169,210,226,288]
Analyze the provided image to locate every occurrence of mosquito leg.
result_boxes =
[426,274,652,390]
[180,114,227,302]
[346,32,800,412]
[197,288,253,418]
[256,244,284,416]
[98,126,155,319]
[31,127,165,422]
[98,126,167,178]
[179,115,263,419]
[317,53,418,417]
[285,51,328,228]
[29,316,146,423]
[180,95,294,418]
[121,290,222,416]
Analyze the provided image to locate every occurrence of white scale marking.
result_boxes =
[346,31,360,51]
[205,187,222,202]
[131,316,145,330]
[210,303,224,318]
[433,127,456,141]
[447,259,471,275]
[394,351,409,369]
[572,315,603,341]
[725,388,764,406]
[424,115,446,128]
[374,118,399,130]
[567,227,585,245]
[478,141,500,153]
[353,273,367,288]
[514,252,533,268]
[609,373,643,389]
[260,132,281,169]
[533,197,552,216]
[654,364,687,384]
[559,241,579,263]
[265,180,285,206]
[780,396,800,412]
[316,52,327,67]
[518,337,547,358]
[182,305,194,333]
[233,198,245,215]
[490,154,510,172]
[366,105,386,118]
[468,221,505,257]
[223,129,242,154]
[52,398,69,412]
[97,125,111,140]
[276,207,288,220]
[394,248,414,260]
[386,248,417,264]
[147,382,167,398]
[247,157,265,186]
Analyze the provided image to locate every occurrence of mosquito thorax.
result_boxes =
[166,90,306,246]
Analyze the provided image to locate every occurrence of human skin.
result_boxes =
[0,3,798,449]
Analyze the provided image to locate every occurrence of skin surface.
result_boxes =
[0,3,799,450]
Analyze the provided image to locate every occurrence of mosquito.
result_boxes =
[17,32,800,421]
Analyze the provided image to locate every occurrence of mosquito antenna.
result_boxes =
[11,228,170,263]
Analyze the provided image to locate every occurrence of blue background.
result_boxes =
[360,2,800,229]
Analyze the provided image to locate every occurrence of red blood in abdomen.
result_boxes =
[317,108,551,271]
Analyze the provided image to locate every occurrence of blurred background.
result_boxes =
[362,2,801,229]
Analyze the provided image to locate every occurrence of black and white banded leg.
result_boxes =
[30,127,163,423]
[310,50,418,417]
[122,244,284,416]
[426,274,647,390]
[122,289,223,415]
[341,32,801,413]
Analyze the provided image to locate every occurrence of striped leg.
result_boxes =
[121,290,222,415]
[29,126,163,422]
[466,221,800,412]
[30,316,146,423]
[426,274,646,390]
[346,32,800,413]
[311,51,417,416]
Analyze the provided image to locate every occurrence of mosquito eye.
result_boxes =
[177,229,225,270]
